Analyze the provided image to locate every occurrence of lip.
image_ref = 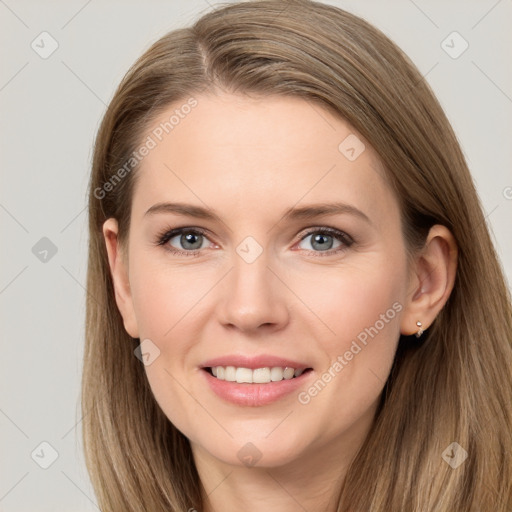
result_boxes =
[200,354,311,371]
[201,369,314,407]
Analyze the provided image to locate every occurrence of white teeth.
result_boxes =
[225,366,236,382]
[283,367,295,379]
[210,366,308,383]
[235,367,253,383]
[270,367,283,381]
[253,367,271,383]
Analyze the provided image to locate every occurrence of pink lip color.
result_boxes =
[201,368,313,407]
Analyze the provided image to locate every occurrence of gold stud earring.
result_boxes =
[415,321,424,338]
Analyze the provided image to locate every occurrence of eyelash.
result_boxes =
[155,226,354,258]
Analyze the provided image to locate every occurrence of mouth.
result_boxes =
[203,366,314,384]
[199,355,315,406]
[201,364,315,406]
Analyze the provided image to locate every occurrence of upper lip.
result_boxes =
[201,354,312,370]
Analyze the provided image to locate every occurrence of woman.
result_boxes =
[82,0,512,510]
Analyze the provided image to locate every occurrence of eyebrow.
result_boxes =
[144,201,372,225]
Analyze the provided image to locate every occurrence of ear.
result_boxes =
[102,218,139,338]
[400,225,458,336]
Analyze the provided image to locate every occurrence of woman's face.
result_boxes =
[107,92,414,469]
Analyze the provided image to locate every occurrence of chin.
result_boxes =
[198,431,312,469]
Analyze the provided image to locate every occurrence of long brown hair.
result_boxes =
[82,1,512,510]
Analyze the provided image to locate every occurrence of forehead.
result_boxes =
[131,92,398,228]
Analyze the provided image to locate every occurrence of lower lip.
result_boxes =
[201,368,314,407]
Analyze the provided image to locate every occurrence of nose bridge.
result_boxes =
[217,239,289,331]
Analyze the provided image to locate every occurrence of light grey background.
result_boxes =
[1,0,511,510]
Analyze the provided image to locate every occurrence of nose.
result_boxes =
[216,250,290,334]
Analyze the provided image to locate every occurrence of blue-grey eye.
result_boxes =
[298,231,344,252]
[169,231,206,251]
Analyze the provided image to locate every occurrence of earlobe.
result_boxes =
[102,218,140,339]
[400,225,458,337]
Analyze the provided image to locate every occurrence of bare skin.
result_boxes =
[103,92,457,512]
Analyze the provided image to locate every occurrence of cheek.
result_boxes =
[293,255,406,437]
[304,259,405,343]
[130,274,170,340]
[296,247,408,400]
[128,251,209,341]
[127,257,207,434]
